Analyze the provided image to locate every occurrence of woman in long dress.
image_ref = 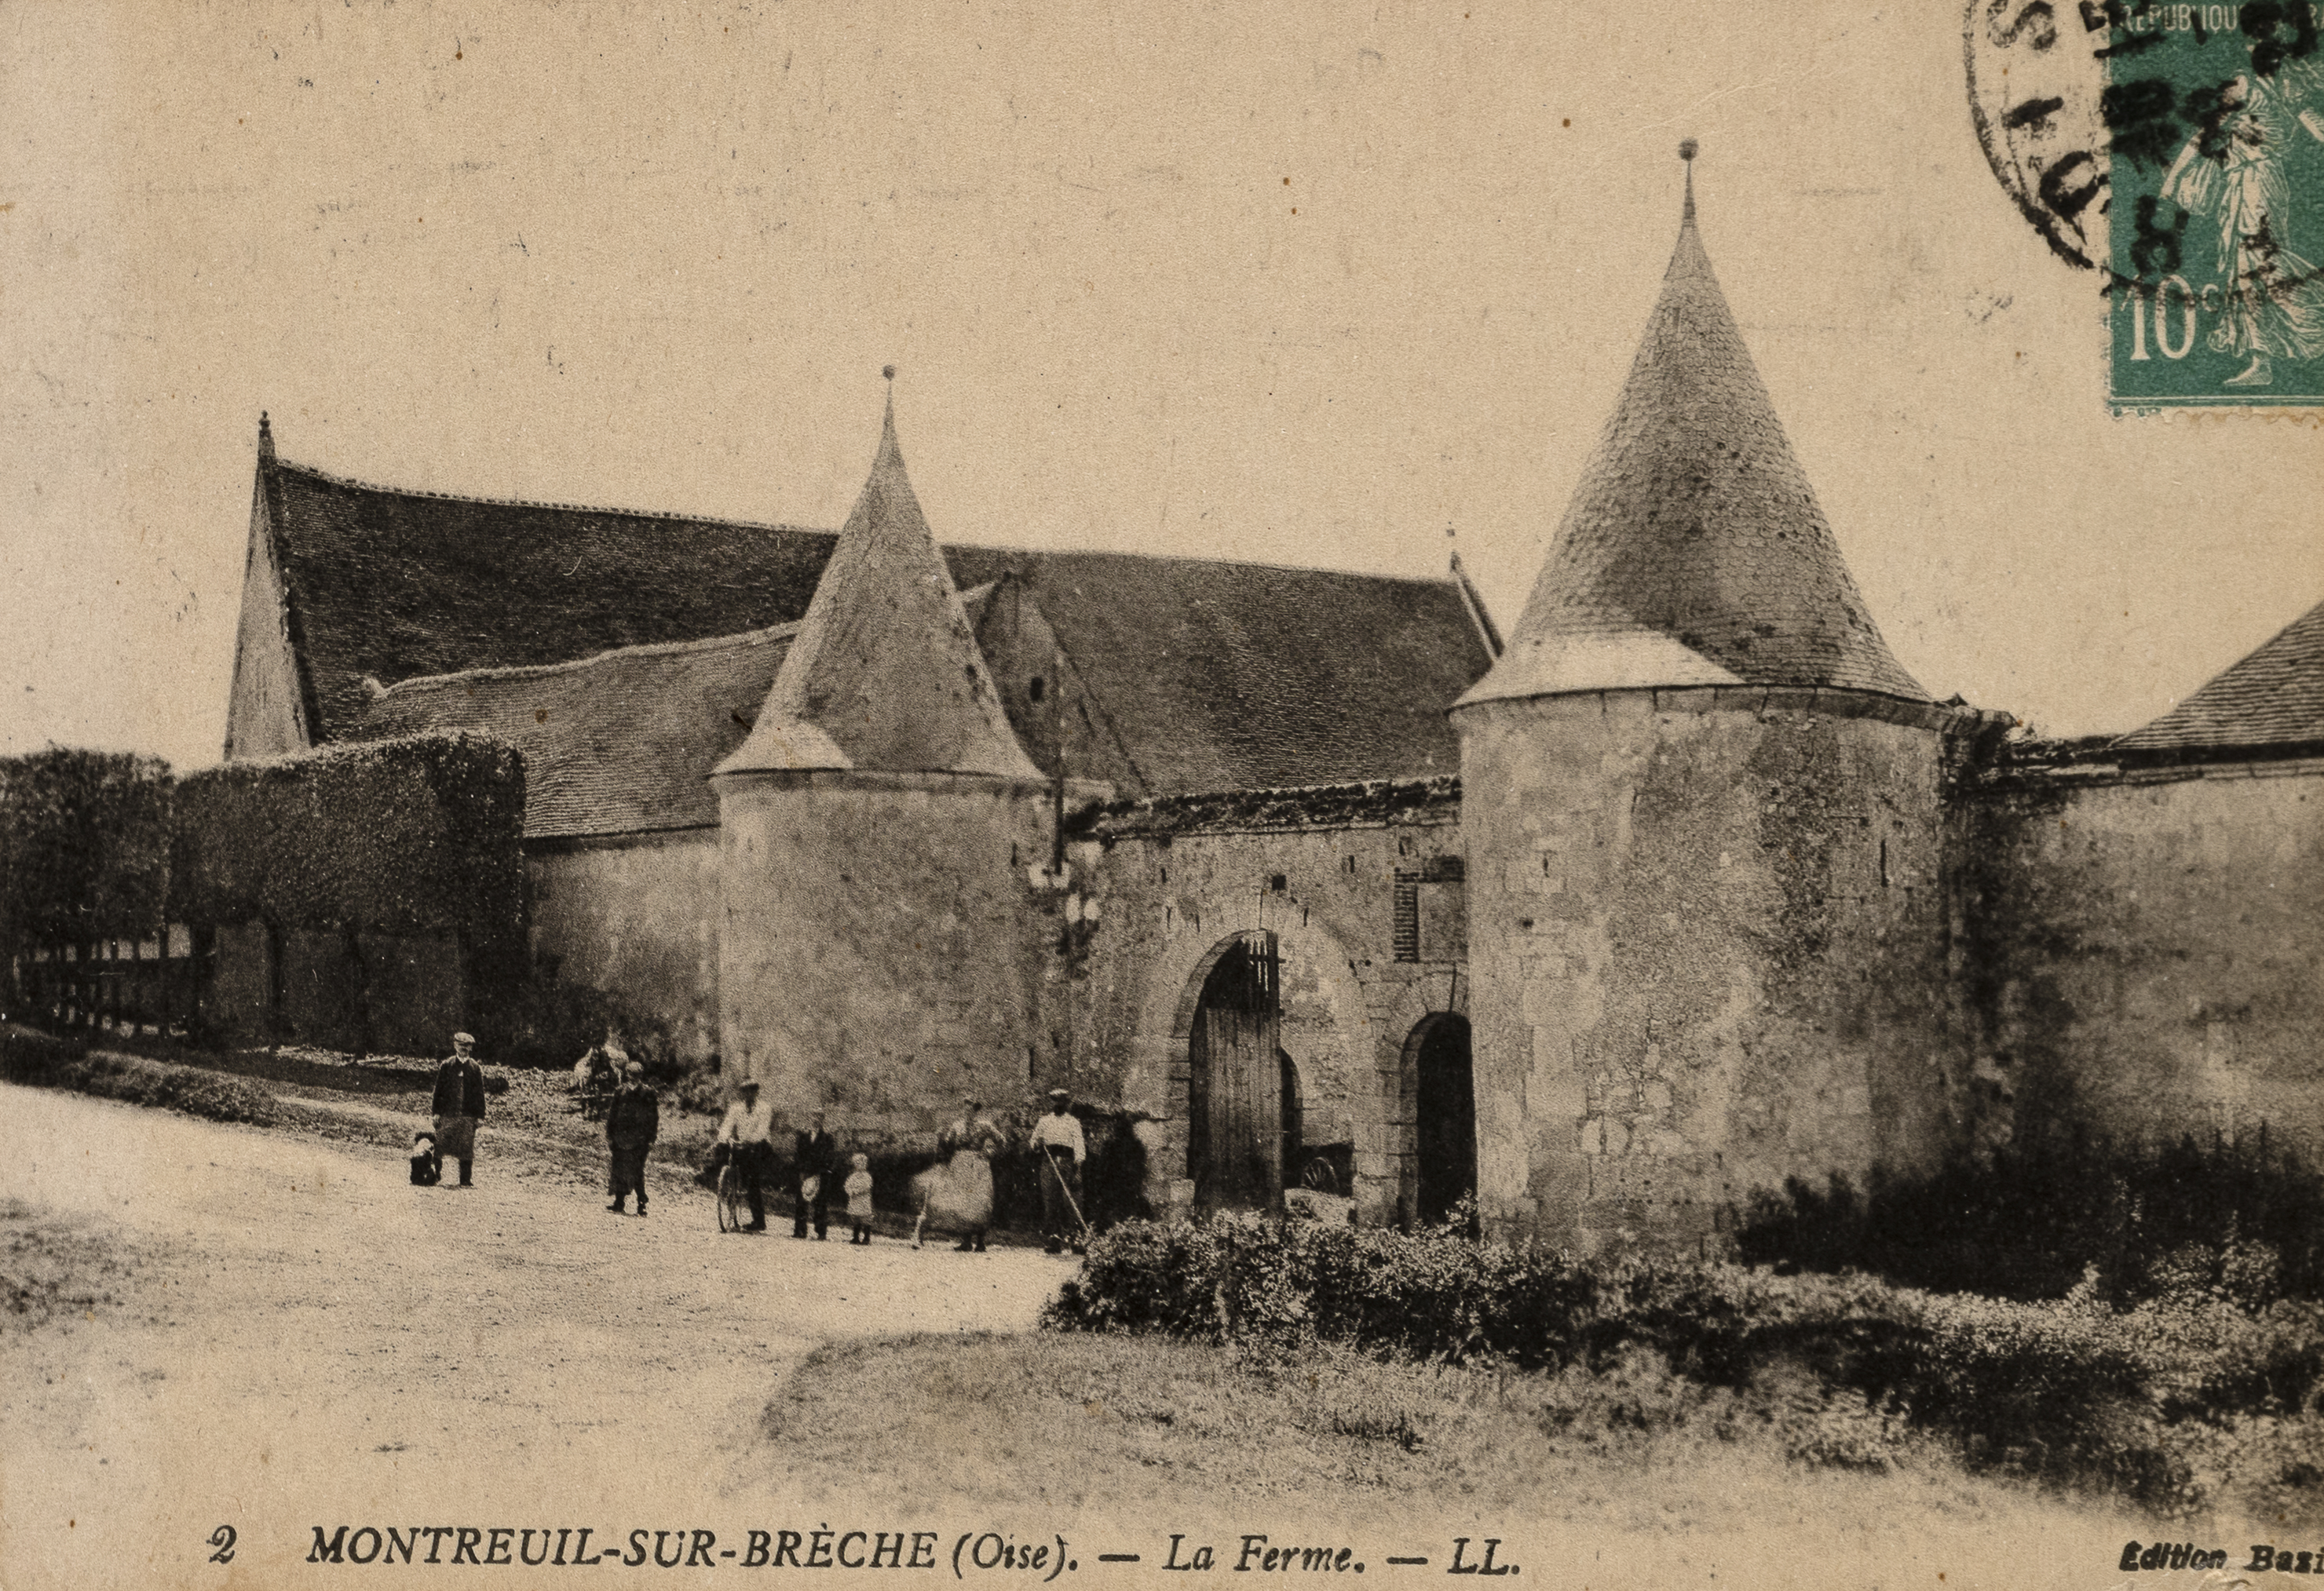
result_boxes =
[2160,57,2324,386]
[913,1096,1007,1252]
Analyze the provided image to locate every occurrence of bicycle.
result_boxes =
[716,1148,750,1233]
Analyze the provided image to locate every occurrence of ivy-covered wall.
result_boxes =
[167,734,526,1053]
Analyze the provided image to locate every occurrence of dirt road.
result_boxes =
[1,1083,1069,1588]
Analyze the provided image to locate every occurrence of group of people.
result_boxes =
[411,1029,1093,1254]
[712,1083,1088,1253]
[709,1082,875,1240]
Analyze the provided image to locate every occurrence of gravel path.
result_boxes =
[1,1082,1070,1589]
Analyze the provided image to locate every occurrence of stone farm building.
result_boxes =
[214,176,2324,1251]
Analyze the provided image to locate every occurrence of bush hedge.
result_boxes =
[1043,1210,2324,1512]
[0,749,174,955]
[170,734,524,953]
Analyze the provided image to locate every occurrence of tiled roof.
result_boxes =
[259,448,1491,815]
[1463,181,1925,708]
[720,395,1040,780]
[945,549,1489,793]
[261,460,836,743]
[352,582,1008,838]
[356,622,802,838]
[2114,598,2324,755]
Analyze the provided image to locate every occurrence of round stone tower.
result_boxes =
[1452,150,1974,1254]
[711,375,1051,1127]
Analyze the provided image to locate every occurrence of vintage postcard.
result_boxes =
[5,2,2323,1587]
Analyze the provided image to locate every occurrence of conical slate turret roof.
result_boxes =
[716,382,1041,779]
[1462,157,1925,706]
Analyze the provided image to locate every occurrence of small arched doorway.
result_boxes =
[1186,931,1283,1211]
[1277,1049,1303,1192]
[1409,1013,1474,1227]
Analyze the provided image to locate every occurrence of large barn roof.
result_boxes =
[2114,598,2324,756]
[358,622,803,839]
[944,547,1486,793]
[260,431,1491,823]
[258,457,835,744]
[1462,155,1925,708]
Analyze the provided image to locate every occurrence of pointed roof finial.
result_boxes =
[258,410,276,462]
[1679,138,1698,224]
[714,381,1040,781]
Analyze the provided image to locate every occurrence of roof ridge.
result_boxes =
[376,617,805,697]
[957,544,1466,587]
[269,456,831,538]
[271,458,1471,591]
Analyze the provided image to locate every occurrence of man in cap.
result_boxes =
[714,1078,776,1232]
[605,1060,660,1217]
[430,1031,488,1188]
[792,1107,839,1240]
[1029,1088,1088,1253]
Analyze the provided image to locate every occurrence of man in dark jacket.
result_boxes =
[793,1110,839,1239]
[430,1031,488,1188]
[605,1061,660,1217]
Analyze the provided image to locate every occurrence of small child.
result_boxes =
[409,1130,441,1187]
[844,1152,875,1244]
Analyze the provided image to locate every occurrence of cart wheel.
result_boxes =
[717,1163,746,1233]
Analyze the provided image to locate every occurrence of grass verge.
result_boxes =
[1,1025,279,1125]
[763,1329,2109,1542]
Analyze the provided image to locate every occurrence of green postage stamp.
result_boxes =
[2107,3,2324,407]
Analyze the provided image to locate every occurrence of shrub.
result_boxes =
[1044,1210,2324,1513]
[169,733,527,991]
[0,1027,280,1126]
[1738,1134,2324,1305]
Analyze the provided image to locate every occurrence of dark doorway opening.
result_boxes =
[1412,1013,1475,1228]
[1277,1049,1303,1191]
[1186,932,1282,1212]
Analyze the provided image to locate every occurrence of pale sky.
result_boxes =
[6,1,2319,771]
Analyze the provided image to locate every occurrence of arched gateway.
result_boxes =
[1186,930,1284,1211]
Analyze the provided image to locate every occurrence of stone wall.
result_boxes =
[526,830,722,1061]
[714,770,1055,1137]
[1958,756,2324,1160]
[1454,688,1975,1254]
[221,488,309,762]
[1066,779,1467,1224]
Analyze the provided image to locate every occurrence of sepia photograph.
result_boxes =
[5,2,2322,1585]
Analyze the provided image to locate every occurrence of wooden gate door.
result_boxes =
[1187,932,1283,1212]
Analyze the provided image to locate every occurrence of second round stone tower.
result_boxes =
[1452,152,1979,1253]
[713,377,1051,1126]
